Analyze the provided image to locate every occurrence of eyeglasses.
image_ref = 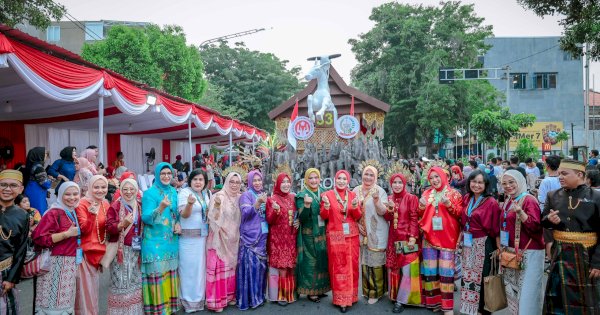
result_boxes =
[122,188,135,193]
[229,181,242,186]
[160,172,172,177]
[0,183,21,190]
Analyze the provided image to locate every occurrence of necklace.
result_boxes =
[0,208,12,241]
[568,195,581,210]
[95,202,107,244]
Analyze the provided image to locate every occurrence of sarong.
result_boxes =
[107,246,143,315]
[0,266,18,314]
[178,232,207,312]
[544,241,600,314]
[205,249,236,310]
[75,257,99,315]
[268,267,296,302]
[421,239,455,312]
[142,268,180,314]
[361,265,386,299]
[388,259,421,305]
[236,245,267,310]
[35,256,77,314]
[460,236,494,315]
[296,231,330,295]
[503,248,544,315]
[328,232,359,307]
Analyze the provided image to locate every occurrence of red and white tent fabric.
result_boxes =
[0,25,266,172]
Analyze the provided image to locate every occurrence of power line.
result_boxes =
[499,44,560,67]
[49,0,104,41]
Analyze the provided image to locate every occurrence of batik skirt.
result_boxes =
[236,245,267,310]
[35,256,77,314]
[502,248,544,315]
[108,246,143,315]
[460,236,495,315]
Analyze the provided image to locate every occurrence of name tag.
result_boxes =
[432,216,443,231]
[318,215,325,227]
[342,223,350,235]
[500,230,509,247]
[76,247,83,265]
[200,224,209,237]
[131,235,142,251]
[463,232,473,247]
[261,221,269,234]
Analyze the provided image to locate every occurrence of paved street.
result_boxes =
[17,271,524,314]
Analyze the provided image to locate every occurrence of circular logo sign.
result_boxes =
[335,115,360,139]
[291,116,315,140]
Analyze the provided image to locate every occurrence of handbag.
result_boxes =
[21,248,51,279]
[484,255,508,312]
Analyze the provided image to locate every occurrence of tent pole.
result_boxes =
[98,95,104,164]
[188,119,193,165]
[229,132,233,166]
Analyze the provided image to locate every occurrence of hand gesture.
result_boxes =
[351,198,358,208]
[323,196,330,209]
[124,213,134,226]
[160,195,171,209]
[2,281,14,295]
[419,196,427,208]
[272,201,281,212]
[214,196,222,208]
[548,209,561,225]
[173,223,182,235]
[258,193,267,204]
[386,201,395,213]
[441,195,451,207]
[187,194,196,205]
[58,175,69,182]
[408,237,416,246]
[66,225,79,238]
[590,268,600,279]
[372,191,380,201]
[304,194,313,205]
[358,223,366,236]
[293,219,300,229]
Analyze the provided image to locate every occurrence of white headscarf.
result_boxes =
[502,169,528,197]
[52,181,81,211]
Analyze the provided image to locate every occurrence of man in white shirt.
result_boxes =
[537,155,562,262]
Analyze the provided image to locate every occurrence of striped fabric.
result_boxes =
[389,260,422,305]
[362,265,387,299]
[142,269,180,315]
[421,240,455,312]
[205,249,236,311]
[268,267,296,303]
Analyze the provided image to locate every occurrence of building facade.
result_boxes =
[18,20,148,55]
[483,37,584,153]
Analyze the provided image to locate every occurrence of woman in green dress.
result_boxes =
[295,168,330,302]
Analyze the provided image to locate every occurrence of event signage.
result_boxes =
[291,116,315,140]
[335,115,360,139]
[508,122,564,150]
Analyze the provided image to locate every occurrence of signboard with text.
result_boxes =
[508,121,564,150]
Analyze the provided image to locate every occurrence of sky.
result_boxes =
[56,0,599,87]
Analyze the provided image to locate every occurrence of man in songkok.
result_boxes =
[0,170,30,314]
[542,159,600,314]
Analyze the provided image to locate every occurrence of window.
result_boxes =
[563,51,580,61]
[532,73,557,89]
[84,22,104,40]
[46,26,60,42]
[511,73,527,89]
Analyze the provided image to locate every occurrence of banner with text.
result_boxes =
[509,121,564,150]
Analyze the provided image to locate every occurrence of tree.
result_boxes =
[518,0,600,60]
[349,1,499,156]
[514,138,538,161]
[82,24,206,102]
[200,42,304,130]
[0,0,65,29]
[470,107,536,149]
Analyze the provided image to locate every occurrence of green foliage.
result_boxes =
[349,1,499,155]
[487,152,496,160]
[200,42,304,131]
[82,25,206,102]
[471,107,536,148]
[555,130,569,143]
[518,0,600,60]
[198,81,248,118]
[514,138,538,161]
[0,0,65,29]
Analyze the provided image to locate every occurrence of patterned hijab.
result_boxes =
[304,168,320,192]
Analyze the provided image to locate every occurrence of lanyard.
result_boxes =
[121,198,139,236]
[431,187,447,216]
[306,188,320,201]
[465,195,483,232]
[63,208,81,247]
[190,189,208,223]
[249,190,266,218]
[333,189,348,221]
[502,192,527,231]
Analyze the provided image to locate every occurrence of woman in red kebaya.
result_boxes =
[418,167,463,315]
[320,170,361,313]
[384,172,421,313]
[266,173,299,306]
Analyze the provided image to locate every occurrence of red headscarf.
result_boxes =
[273,173,292,197]
[106,166,115,179]
[389,173,407,198]
[427,166,449,191]
[334,170,351,197]
[119,171,135,183]
[450,165,463,180]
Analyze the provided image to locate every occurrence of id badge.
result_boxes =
[342,223,350,235]
[318,215,325,227]
[131,235,142,251]
[76,247,83,265]
[200,224,209,237]
[463,232,473,247]
[261,222,269,234]
[500,230,509,247]
[432,216,443,231]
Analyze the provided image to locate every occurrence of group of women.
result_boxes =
[28,156,544,315]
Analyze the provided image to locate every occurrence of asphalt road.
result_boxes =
[17,271,523,314]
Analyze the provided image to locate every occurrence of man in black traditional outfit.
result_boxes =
[542,159,600,314]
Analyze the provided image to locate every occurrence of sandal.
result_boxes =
[308,295,321,303]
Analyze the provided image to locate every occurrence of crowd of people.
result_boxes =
[0,145,598,315]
